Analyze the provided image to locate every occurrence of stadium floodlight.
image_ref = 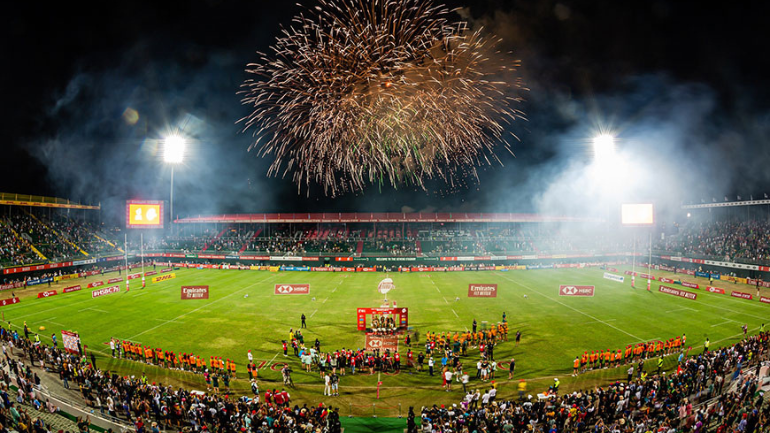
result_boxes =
[163,135,186,164]
[163,134,186,227]
[592,134,615,160]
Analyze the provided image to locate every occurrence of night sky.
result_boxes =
[2,0,769,222]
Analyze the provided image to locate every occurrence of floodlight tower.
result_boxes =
[592,134,615,161]
[163,135,186,227]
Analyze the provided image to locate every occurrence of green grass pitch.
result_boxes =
[3,266,767,417]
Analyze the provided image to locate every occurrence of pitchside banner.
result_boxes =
[0,297,19,307]
[92,285,120,298]
[468,284,498,298]
[730,291,752,300]
[603,272,624,283]
[559,285,595,297]
[63,285,82,293]
[181,286,209,299]
[37,290,58,299]
[152,273,176,283]
[706,286,725,294]
[659,285,697,300]
[274,284,310,295]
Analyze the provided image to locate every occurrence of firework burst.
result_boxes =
[239,0,526,196]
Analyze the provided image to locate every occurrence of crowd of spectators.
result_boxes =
[0,321,767,433]
[0,222,39,267]
[657,220,770,263]
[417,332,770,433]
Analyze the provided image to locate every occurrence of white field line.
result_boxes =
[665,307,697,313]
[309,309,319,318]
[451,309,460,318]
[710,319,737,327]
[499,274,647,342]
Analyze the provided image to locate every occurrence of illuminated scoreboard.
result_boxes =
[126,200,164,229]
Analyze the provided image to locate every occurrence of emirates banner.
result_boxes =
[659,285,697,300]
[559,285,595,297]
[181,286,209,300]
[274,284,310,295]
[107,277,123,284]
[730,291,752,300]
[468,284,498,298]
[63,285,82,293]
[681,281,700,289]
[760,296,770,304]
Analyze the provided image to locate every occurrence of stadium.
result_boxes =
[3,1,770,433]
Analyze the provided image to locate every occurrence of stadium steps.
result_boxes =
[415,240,422,256]
[3,219,47,260]
[356,240,364,254]
[93,233,123,253]
[201,225,229,252]
[27,212,89,257]
[238,229,262,253]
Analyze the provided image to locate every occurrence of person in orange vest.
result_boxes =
[573,356,580,376]
[230,359,236,378]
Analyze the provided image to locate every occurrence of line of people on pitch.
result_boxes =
[571,334,688,376]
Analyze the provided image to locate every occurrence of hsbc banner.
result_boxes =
[181,286,209,300]
[681,281,700,289]
[659,285,697,300]
[274,284,310,295]
[603,272,625,283]
[63,285,82,293]
[0,297,20,307]
[107,277,123,284]
[468,284,498,298]
[127,273,142,280]
[365,334,399,352]
[559,285,595,297]
[87,281,104,289]
[37,290,58,299]
[659,277,675,284]
[706,286,726,294]
[730,291,752,300]
[92,285,120,298]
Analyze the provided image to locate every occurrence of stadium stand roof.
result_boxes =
[0,192,99,210]
[175,212,597,224]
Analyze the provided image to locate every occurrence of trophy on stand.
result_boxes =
[378,278,394,307]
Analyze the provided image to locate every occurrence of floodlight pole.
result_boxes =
[170,165,175,231]
[631,235,636,288]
